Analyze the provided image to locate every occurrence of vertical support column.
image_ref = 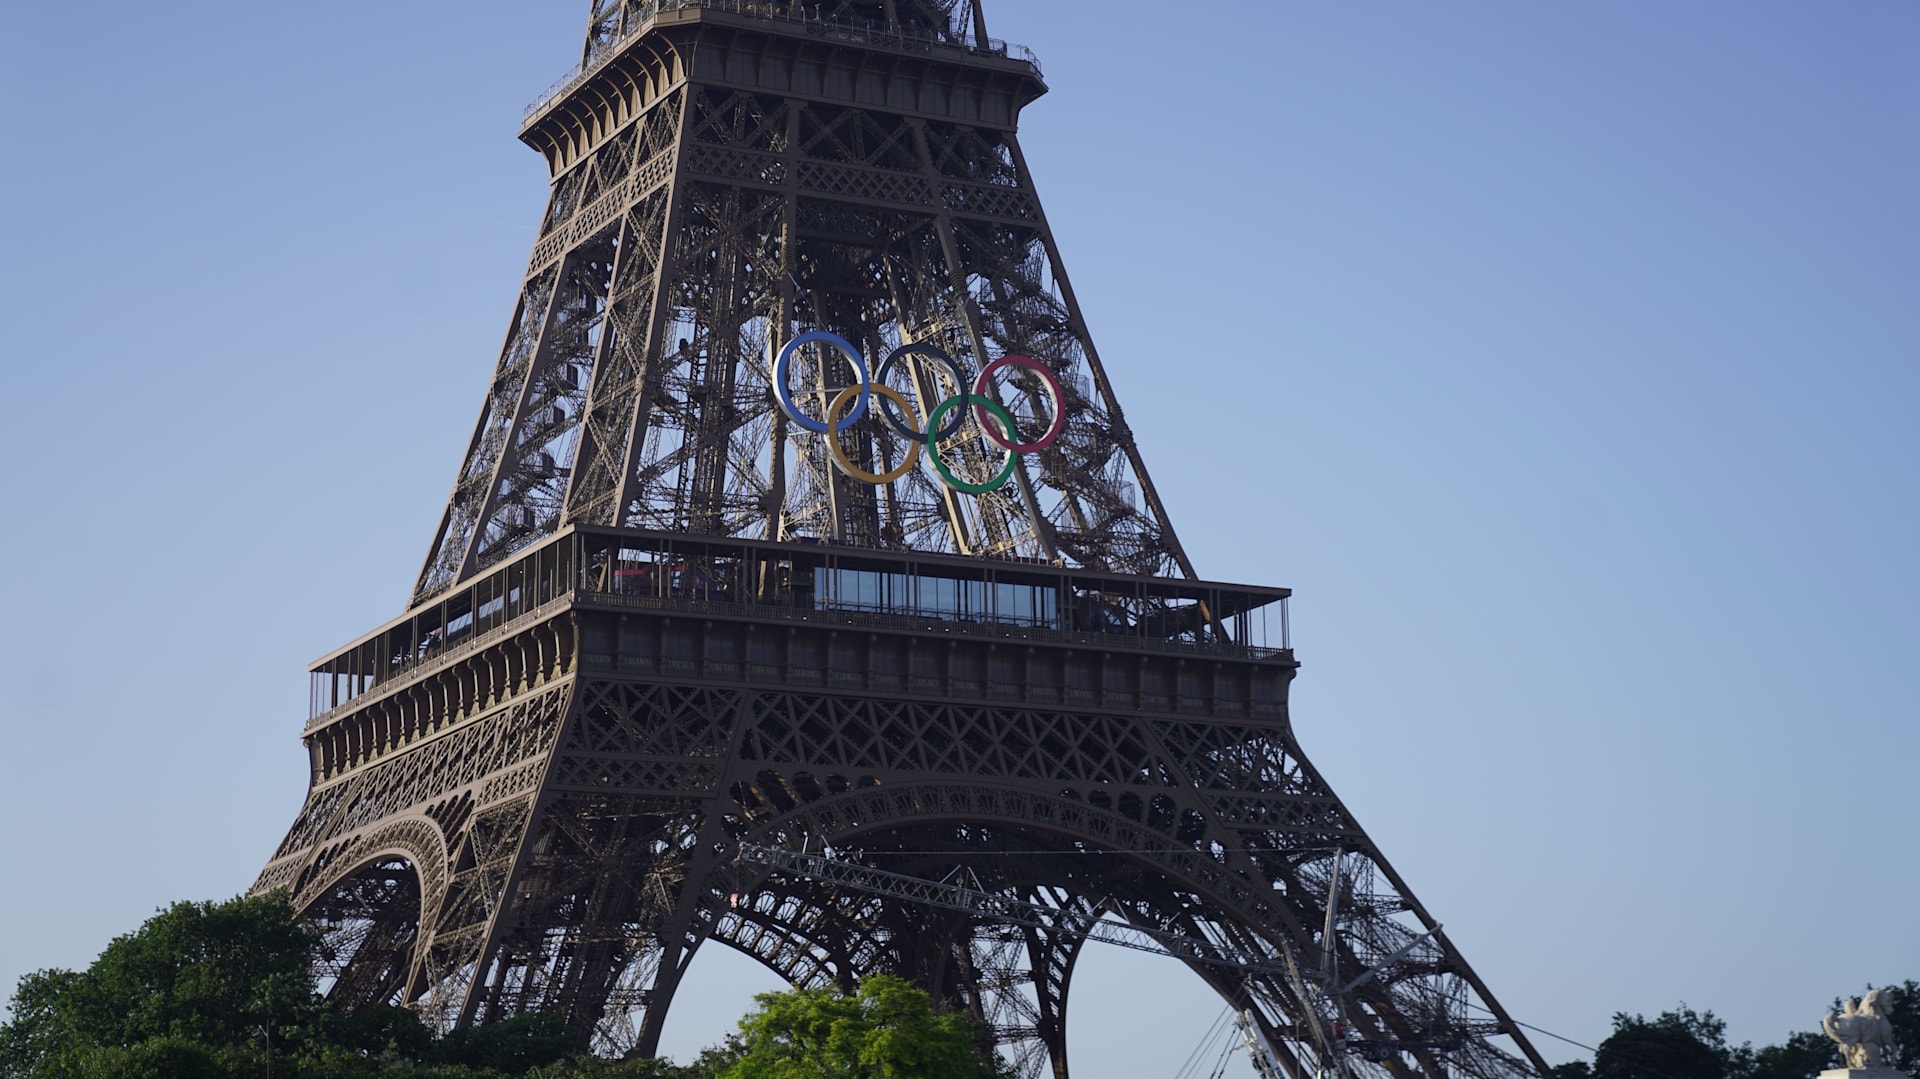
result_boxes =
[804,286,849,543]
[607,90,698,529]
[629,690,762,1057]
[561,215,637,522]
[763,99,801,542]
[1026,921,1083,1079]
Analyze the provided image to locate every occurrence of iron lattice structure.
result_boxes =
[412,0,1192,606]
[256,5,1551,1079]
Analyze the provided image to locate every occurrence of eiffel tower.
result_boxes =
[255,3,1550,1077]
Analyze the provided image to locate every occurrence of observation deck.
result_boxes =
[303,527,1295,771]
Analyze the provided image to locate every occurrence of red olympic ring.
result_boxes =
[970,355,1065,454]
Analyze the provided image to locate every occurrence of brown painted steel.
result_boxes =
[260,6,1549,1079]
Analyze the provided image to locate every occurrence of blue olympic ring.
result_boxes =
[774,330,870,434]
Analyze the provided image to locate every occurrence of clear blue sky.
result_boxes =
[1,3,1914,1076]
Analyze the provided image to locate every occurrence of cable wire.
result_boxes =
[1175,1005,1236,1079]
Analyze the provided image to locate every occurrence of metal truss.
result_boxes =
[413,0,1194,607]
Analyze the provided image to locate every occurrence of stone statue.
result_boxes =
[1824,988,1898,1071]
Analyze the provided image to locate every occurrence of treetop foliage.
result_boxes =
[2,892,1912,1079]
[711,975,1011,1079]
[1549,987,1917,1079]
[0,894,1005,1079]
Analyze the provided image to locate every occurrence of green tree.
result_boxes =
[1594,1007,1732,1079]
[0,894,323,1077]
[533,1054,718,1078]
[0,969,80,1075]
[327,1002,439,1061]
[63,1035,246,1079]
[436,1013,589,1074]
[1732,1030,1837,1079]
[1876,981,1919,1074]
[712,975,1006,1079]
[0,893,605,1079]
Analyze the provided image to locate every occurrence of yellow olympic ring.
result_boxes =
[826,383,923,484]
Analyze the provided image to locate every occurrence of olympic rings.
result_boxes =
[775,330,869,434]
[876,342,970,441]
[971,355,1065,454]
[827,383,923,484]
[772,334,1065,495]
[926,394,1019,494]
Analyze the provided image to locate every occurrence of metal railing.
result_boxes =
[572,589,1291,661]
[525,0,1040,122]
[304,593,574,728]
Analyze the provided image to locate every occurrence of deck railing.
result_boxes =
[572,588,1291,661]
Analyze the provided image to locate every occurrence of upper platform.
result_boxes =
[310,526,1292,723]
[520,0,1047,174]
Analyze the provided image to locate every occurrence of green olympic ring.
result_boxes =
[925,393,1020,494]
